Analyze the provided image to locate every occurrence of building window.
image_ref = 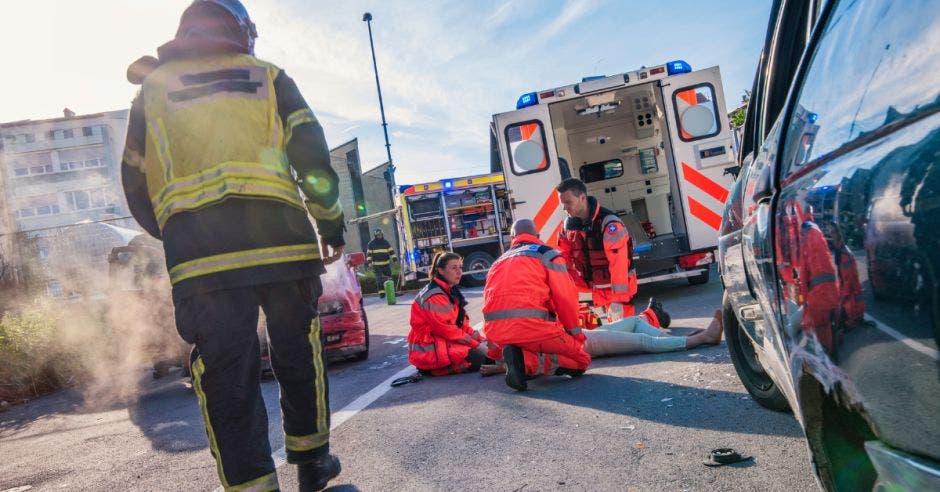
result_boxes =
[14,168,28,177]
[82,126,93,137]
[65,188,111,211]
[64,129,74,139]
[24,133,35,143]
[45,130,56,140]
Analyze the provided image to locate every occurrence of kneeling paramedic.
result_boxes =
[408,252,502,375]
[121,1,342,489]
[483,219,592,391]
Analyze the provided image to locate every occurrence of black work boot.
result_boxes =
[297,454,341,492]
[502,345,528,391]
[554,367,585,378]
[646,297,671,329]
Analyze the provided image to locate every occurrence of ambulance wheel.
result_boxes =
[353,298,370,361]
[461,251,494,287]
[688,269,710,285]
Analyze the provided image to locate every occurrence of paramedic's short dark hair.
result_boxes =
[556,178,587,196]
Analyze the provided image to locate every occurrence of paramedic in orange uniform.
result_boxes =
[483,219,592,391]
[408,252,501,375]
[555,178,670,327]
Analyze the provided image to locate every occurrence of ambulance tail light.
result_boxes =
[666,60,692,75]
[516,92,538,109]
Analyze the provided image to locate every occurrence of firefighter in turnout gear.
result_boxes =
[121,1,341,489]
[366,229,396,295]
[408,252,503,375]
[555,179,670,327]
[483,219,592,391]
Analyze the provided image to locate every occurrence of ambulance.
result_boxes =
[490,60,738,285]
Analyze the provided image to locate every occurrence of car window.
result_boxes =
[780,0,940,178]
[505,121,550,176]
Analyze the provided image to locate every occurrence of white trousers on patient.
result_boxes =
[584,316,686,357]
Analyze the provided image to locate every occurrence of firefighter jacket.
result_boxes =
[366,237,396,267]
[121,45,345,300]
[557,196,637,307]
[482,234,583,345]
[408,278,484,371]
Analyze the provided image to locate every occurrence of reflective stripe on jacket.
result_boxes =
[482,234,583,345]
[408,278,482,371]
[557,196,637,306]
[141,53,306,229]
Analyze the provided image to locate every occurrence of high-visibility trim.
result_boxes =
[566,327,583,336]
[158,181,305,227]
[459,334,474,345]
[421,302,452,314]
[808,272,837,290]
[372,260,391,266]
[169,244,320,284]
[408,343,436,353]
[192,356,229,488]
[284,431,330,453]
[285,108,316,143]
[533,192,561,233]
[494,245,565,272]
[483,308,557,322]
[610,283,630,293]
[308,316,330,447]
[687,196,723,231]
[682,161,729,203]
[155,161,293,207]
[147,118,174,184]
[547,353,559,375]
[306,200,343,221]
[227,472,279,492]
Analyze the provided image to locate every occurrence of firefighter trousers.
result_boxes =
[174,278,330,490]
[516,334,591,377]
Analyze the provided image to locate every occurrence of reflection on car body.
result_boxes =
[718,0,940,490]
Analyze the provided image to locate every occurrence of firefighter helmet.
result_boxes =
[177,0,258,55]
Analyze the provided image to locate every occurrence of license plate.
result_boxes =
[326,333,342,343]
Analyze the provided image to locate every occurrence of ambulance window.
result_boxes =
[579,159,623,183]
[673,83,720,142]
[505,121,550,175]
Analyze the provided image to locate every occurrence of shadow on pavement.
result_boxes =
[524,373,801,438]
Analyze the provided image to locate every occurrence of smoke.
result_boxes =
[14,228,186,409]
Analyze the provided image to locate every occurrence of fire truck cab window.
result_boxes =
[505,121,550,175]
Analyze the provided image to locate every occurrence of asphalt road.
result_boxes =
[0,267,818,491]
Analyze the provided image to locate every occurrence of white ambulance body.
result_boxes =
[491,61,736,285]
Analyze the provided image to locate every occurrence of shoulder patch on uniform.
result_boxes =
[606,223,619,234]
[525,244,541,251]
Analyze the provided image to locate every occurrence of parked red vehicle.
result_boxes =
[318,252,369,360]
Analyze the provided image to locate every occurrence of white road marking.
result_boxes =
[865,313,939,361]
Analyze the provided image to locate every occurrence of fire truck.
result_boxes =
[489,60,738,285]
[398,173,512,286]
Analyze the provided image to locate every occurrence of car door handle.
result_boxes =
[751,163,774,204]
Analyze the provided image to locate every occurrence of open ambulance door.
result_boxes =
[659,66,737,251]
[492,104,567,246]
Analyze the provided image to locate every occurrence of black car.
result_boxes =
[718,0,940,490]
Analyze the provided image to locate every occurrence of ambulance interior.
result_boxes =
[547,83,691,261]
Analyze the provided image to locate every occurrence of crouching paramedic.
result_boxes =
[483,219,591,391]
[408,252,502,375]
[556,178,670,327]
[121,1,342,489]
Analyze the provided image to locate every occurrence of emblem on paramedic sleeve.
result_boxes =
[607,223,618,234]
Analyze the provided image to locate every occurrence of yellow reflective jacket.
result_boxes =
[141,53,304,229]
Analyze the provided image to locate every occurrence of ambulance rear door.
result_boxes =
[493,104,567,245]
[659,66,736,251]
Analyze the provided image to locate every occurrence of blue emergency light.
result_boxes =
[581,75,606,82]
[442,179,454,189]
[807,112,819,124]
[666,60,692,75]
[516,92,538,109]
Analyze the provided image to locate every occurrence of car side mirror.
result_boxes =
[347,252,366,267]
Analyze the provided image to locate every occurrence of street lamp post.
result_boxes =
[362,12,402,258]
[362,12,396,195]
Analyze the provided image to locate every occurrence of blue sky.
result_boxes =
[1,0,771,185]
